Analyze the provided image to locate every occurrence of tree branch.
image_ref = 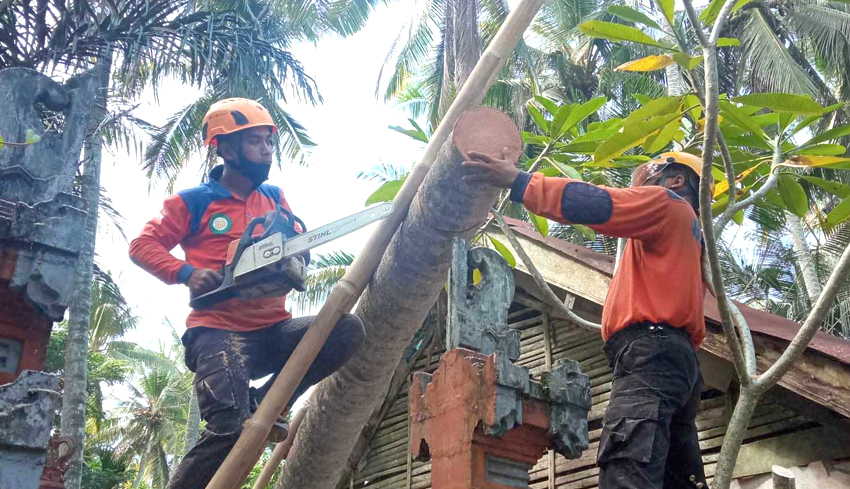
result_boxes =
[681,0,708,47]
[729,299,757,375]
[714,146,781,233]
[692,0,753,386]
[491,210,601,332]
[756,234,850,389]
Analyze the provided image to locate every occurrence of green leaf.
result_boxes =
[700,0,725,25]
[625,96,682,124]
[556,141,599,154]
[777,174,808,217]
[684,95,703,121]
[528,212,549,237]
[0,134,4,150]
[534,96,560,117]
[657,0,675,24]
[522,132,549,145]
[702,0,753,25]
[557,97,606,137]
[797,124,850,149]
[800,176,850,198]
[546,158,583,179]
[551,103,576,138]
[389,125,428,143]
[489,236,516,267]
[733,93,824,115]
[824,197,850,231]
[778,112,795,134]
[632,93,651,105]
[795,144,846,156]
[719,101,766,139]
[527,103,549,133]
[573,224,597,241]
[671,52,703,70]
[594,113,681,164]
[642,116,682,153]
[25,129,41,144]
[616,55,676,72]
[607,6,663,30]
[716,38,740,47]
[732,209,745,225]
[578,21,667,48]
[365,178,406,206]
[732,0,756,13]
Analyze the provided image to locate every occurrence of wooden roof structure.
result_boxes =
[341,218,850,489]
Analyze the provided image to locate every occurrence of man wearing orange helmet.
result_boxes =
[463,151,710,489]
[129,98,365,489]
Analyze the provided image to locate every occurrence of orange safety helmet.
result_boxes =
[202,98,277,147]
[631,151,715,196]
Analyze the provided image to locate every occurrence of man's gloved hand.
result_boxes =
[187,268,224,297]
[461,147,522,188]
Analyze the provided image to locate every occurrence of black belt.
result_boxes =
[603,322,690,366]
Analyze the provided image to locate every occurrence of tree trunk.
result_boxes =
[133,446,149,489]
[61,58,110,489]
[183,388,201,456]
[712,384,762,489]
[787,213,822,304]
[276,108,516,489]
[453,0,480,89]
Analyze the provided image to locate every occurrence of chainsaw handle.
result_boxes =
[220,216,267,289]
[259,206,308,241]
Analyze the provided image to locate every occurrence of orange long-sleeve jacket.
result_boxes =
[511,172,706,348]
[129,165,297,332]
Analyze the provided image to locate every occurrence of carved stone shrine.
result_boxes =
[0,67,95,489]
[409,238,591,488]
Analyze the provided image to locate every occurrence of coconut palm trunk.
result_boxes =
[61,57,111,489]
[786,212,822,303]
[276,115,504,488]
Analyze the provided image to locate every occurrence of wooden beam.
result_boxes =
[697,350,735,392]
[486,228,611,304]
[701,327,850,418]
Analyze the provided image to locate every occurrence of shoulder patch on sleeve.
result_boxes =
[560,182,613,224]
[178,183,229,235]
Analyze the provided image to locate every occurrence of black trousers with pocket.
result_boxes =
[166,313,365,489]
[597,323,707,489]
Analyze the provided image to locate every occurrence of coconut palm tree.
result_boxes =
[112,363,193,489]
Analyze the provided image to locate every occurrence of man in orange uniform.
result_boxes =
[129,98,365,489]
[463,151,709,489]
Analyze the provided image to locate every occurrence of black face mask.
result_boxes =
[226,155,271,188]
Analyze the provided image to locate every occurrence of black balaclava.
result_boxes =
[223,134,271,188]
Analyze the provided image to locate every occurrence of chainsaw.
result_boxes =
[189,202,394,310]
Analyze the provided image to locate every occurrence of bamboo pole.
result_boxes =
[204,2,546,487]
[251,406,308,489]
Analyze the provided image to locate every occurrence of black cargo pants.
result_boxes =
[166,314,365,489]
[597,323,707,489]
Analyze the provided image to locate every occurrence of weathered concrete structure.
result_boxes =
[0,67,94,489]
[408,239,590,488]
